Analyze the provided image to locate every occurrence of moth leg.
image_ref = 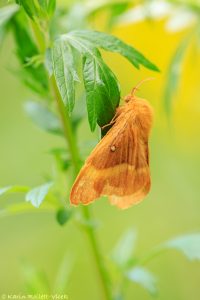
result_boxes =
[101,119,116,130]
[101,110,121,130]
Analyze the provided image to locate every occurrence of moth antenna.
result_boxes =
[131,77,155,96]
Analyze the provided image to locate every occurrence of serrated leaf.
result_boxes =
[82,54,96,131]
[164,34,192,114]
[0,185,29,196]
[69,30,159,71]
[63,41,118,131]
[25,182,53,208]
[25,101,62,135]
[56,208,72,226]
[126,267,157,295]
[52,38,80,112]
[83,48,120,131]
[111,229,137,268]
[165,233,200,261]
[57,28,158,131]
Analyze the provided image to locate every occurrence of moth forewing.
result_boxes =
[70,93,153,209]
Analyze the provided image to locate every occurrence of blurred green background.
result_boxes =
[0,0,200,299]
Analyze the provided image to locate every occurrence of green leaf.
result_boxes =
[0,4,19,28]
[111,229,137,268]
[11,13,49,95]
[0,185,29,196]
[71,111,84,132]
[16,0,38,20]
[82,48,120,131]
[25,101,63,135]
[69,30,159,71]
[25,182,53,208]
[21,260,50,294]
[113,295,124,300]
[165,233,200,261]
[54,28,158,131]
[45,47,53,76]
[88,1,132,29]
[47,0,56,16]
[1,203,32,218]
[126,267,157,296]
[0,186,12,196]
[164,34,192,114]
[56,208,72,226]
[139,233,200,265]
[38,0,48,11]
[0,4,19,44]
[24,54,44,68]
[53,254,74,293]
[52,37,80,112]
[106,2,131,29]
[63,33,120,130]
[70,92,86,131]
[82,52,97,131]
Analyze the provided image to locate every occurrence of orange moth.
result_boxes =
[70,81,153,209]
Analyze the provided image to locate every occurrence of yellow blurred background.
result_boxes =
[0,1,200,299]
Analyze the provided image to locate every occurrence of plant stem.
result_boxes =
[31,18,112,300]
[50,76,80,175]
[51,76,112,300]
[82,207,112,300]
[137,245,166,265]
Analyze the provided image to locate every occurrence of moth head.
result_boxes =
[124,94,135,103]
[124,78,155,103]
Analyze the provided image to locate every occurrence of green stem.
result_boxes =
[31,17,112,300]
[50,76,80,175]
[82,207,112,300]
[51,77,112,300]
[137,245,167,266]
[30,20,46,53]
